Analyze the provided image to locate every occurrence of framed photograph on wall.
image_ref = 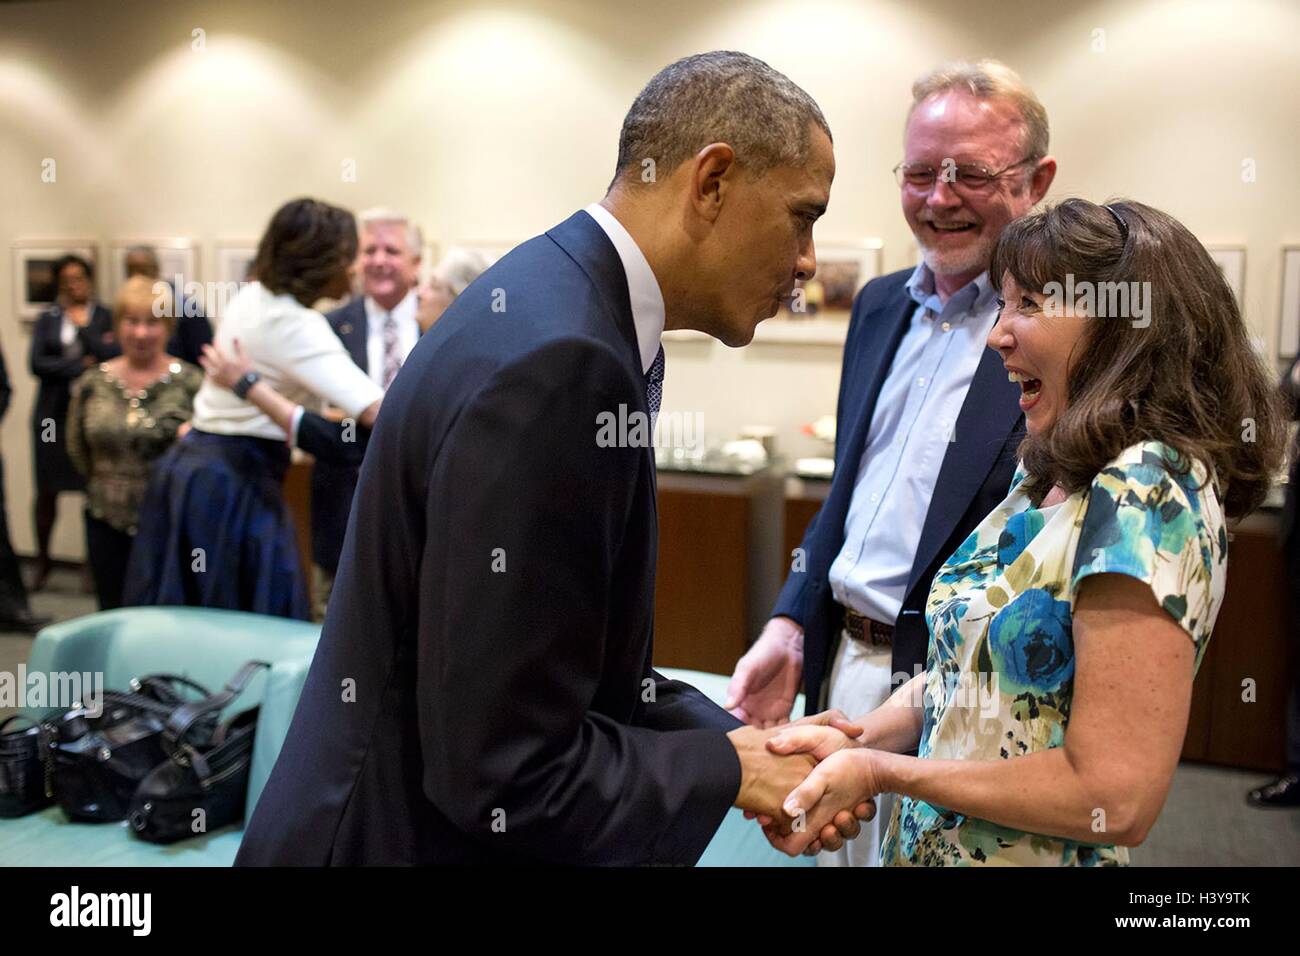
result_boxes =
[210,241,258,321]
[215,241,257,285]
[11,239,98,323]
[106,238,198,300]
[1278,246,1300,361]
[750,239,884,345]
[1205,245,1246,310]
[418,241,441,282]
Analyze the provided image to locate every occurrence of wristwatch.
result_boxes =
[232,371,262,400]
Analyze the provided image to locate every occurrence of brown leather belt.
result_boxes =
[842,606,894,647]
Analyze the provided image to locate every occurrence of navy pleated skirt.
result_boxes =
[122,429,310,620]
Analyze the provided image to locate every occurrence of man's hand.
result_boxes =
[726,617,804,728]
[728,725,815,829]
[728,723,872,850]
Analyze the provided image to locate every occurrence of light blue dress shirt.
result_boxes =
[827,264,1001,625]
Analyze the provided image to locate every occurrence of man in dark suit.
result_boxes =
[726,59,1057,865]
[0,344,48,632]
[311,210,424,619]
[238,51,860,866]
[1249,356,1300,806]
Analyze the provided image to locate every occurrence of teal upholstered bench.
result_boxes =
[0,607,810,867]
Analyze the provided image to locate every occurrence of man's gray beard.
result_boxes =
[919,236,993,283]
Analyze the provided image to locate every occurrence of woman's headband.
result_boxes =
[1104,203,1130,243]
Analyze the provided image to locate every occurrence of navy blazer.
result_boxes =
[166,311,213,367]
[309,297,368,572]
[28,304,116,428]
[237,211,742,866]
[772,268,1025,711]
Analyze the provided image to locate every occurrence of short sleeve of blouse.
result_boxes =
[1069,442,1224,650]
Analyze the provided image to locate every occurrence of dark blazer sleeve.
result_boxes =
[419,337,740,865]
[770,282,876,624]
[1281,355,1300,421]
[168,313,213,366]
[0,345,10,421]
[295,409,370,467]
[80,305,120,362]
[28,311,87,380]
[632,669,744,733]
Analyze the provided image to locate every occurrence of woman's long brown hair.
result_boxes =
[988,198,1285,518]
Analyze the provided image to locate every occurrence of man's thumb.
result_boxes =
[724,663,752,711]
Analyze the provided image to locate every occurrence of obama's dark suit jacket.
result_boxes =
[236,211,742,865]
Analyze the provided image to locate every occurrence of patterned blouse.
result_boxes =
[880,440,1227,867]
[67,361,203,534]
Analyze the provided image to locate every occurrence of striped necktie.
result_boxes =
[382,311,401,390]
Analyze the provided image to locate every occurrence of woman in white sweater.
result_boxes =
[123,198,382,619]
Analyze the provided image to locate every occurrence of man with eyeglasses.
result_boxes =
[727,59,1057,865]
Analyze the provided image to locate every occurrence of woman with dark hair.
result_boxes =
[27,254,118,591]
[193,248,491,470]
[122,198,382,619]
[758,199,1286,865]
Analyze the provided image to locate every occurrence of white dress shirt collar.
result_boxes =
[363,288,418,330]
[905,262,996,318]
[584,202,665,374]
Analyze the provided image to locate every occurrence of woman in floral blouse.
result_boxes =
[763,199,1286,865]
[67,276,201,610]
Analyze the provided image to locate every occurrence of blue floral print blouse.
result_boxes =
[880,441,1227,866]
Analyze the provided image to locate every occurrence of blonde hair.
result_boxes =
[113,275,175,335]
[909,59,1049,159]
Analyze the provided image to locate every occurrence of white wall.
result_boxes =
[2,0,1297,558]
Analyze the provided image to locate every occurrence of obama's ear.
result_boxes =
[687,142,739,224]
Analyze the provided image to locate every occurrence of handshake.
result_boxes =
[726,710,885,857]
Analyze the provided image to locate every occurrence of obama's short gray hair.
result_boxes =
[611,51,831,189]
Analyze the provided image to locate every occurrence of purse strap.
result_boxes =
[0,714,41,737]
[162,661,270,782]
[136,674,212,705]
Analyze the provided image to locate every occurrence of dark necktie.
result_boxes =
[645,344,665,426]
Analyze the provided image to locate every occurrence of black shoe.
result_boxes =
[0,607,50,635]
[1247,774,1300,808]
[26,559,51,593]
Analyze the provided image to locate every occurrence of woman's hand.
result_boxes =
[762,736,883,857]
[200,338,253,391]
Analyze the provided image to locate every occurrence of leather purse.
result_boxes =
[0,715,54,818]
[129,661,269,844]
[48,674,215,823]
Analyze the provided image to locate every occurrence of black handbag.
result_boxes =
[129,661,269,844]
[0,715,54,818]
[48,674,216,823]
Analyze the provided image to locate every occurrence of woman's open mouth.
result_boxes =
[1008,370,1042,411]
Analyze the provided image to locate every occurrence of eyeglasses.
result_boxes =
[893,156,1039,193]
